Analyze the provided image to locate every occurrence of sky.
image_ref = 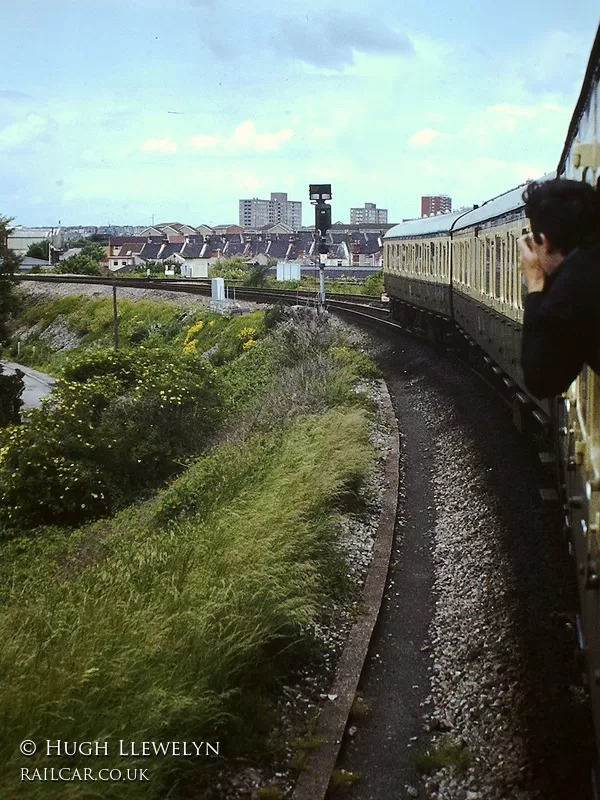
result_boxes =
[1,1,599,228]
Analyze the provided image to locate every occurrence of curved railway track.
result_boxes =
[16,275,594,796]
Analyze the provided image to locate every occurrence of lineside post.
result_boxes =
[309,183,332,311]
[112,282,119,350]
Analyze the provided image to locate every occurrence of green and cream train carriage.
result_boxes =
[556,22,600,747]
[383,19,600,759]
[383,184,541,423]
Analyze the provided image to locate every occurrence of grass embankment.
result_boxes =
[4,292,248,375]
[0,295,380,798]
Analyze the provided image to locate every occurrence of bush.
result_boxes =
[0,367,23,427]
[54,253,103,275]
[362,270,384,296]
[0,348,221,528]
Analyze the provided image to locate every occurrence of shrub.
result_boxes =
[0,367,23,427]
[0,348,221,528]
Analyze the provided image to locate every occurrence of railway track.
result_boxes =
[16,274,388,315]
[17,274,594,797]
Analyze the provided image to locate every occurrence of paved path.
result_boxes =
[1,361,56,411]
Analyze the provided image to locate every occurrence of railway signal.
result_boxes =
[309,184,332,306]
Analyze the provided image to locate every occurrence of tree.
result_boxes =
[0,216,21,343]
[55,253,103,276]
[0,217,24,424]
[0,367,24,427]
[80,242,107,262]
[26,240,50,261]
[246,264,269,287]
[209,256,249,281]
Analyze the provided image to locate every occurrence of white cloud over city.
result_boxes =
[0,1,598,226]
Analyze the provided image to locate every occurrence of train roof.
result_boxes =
[452,184,526,231]
[384,173,556,241]
[384,210,466,239]
[453,172,556,231]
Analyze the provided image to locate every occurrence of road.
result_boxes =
[0,361,56,411]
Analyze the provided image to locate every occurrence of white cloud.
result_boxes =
[0,114,50,151]
[408,128,445,147]
[141,136,177,153]
[187,121,293,153]
[188,134,220,149]
[230,121,293,152]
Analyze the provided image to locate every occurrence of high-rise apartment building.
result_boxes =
[350,202,388,225]
[421,195,452,217]
[239,192,302,229]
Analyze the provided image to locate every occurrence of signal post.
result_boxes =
[309,184,332,307]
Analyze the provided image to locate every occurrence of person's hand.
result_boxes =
[517,233,545,293]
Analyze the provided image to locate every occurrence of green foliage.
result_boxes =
[25,240,50,260]
[79,241,107,262]
[55,252,103,275]
[0,409,374,799]
[0,347,221,528]
[209,255,249,281]
[263,303,289,330]
[0,367,24,427]
[0,292,384,796]
[209,309,266,365]
[413,738,472,775]
[362,269,384,296]
[0,215,20,343]
[245,263,270,287]
[329,769,361,789]
[63,234,108,248]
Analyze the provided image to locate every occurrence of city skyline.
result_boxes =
[2,2,599,228]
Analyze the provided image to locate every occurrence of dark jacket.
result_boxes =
[521,243,600,399]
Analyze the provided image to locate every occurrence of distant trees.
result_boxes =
[246,265,269,287]
[55,242,106,276]
[26,240,50,261]
[0,216,21,342]
[0,215,24,424]
[209,256,249,281]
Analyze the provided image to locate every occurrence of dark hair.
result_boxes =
[522,178,600,254]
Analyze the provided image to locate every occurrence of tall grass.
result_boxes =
[0,408,373,799]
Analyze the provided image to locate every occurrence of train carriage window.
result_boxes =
[511,232,518,307]
[504,234,511,305]
[495,237,502,300]
[441,242,448,279]
[578,367,589,431]
[485,239,491,296]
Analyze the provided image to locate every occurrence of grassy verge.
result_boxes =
[0,408,373,798]
[0,296,382,797]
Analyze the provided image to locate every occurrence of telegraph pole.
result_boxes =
[309,184,332,308]
[112,283,119,349]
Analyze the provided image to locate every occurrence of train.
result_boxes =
[382,21,600,758]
